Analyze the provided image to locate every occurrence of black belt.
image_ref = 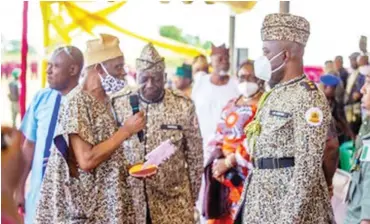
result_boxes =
[254,157,295,169]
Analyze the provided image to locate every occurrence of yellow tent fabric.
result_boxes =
[223,1,257,14]
[160,1,257,13]
[63,2,207,57]
[39,1,210,87]
[39,1,257,87]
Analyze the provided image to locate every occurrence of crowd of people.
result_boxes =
[1,62,38,80]
[1,12,370,224]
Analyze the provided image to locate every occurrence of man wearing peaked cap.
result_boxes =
[112,43,203,224]
[236,13,334,223]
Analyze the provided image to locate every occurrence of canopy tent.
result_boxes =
[38,1,257,87]
[19,1,257,117]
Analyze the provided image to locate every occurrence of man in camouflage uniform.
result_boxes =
[112,43,203,224]
[237,13,334,223]
[345,66,370,224]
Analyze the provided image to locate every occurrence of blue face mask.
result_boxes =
[99,63,126,93]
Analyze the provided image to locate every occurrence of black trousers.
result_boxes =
[146,205,152,224]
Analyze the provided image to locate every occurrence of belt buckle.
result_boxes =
[272,158,280,169]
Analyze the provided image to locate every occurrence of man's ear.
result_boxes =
[284,50,291,63]
[95,63,104,74]
[70,65,79,77]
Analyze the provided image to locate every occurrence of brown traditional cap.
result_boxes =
[211,43,229,56]
[85,33,123,67]
[261,13,310,46]
[136,43,165,73]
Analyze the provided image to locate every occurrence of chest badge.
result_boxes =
[360,140,370,162]
[226,112,238,127]
[305,107,323,126]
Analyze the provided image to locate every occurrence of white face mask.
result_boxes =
[359,65,370,76]
[254,51,286,81]
[99,63,126,93]
[78,74,85,85]
[219,70,229,77]
[238,81,259,98]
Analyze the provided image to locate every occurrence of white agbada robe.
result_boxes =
[191,74,239,222]
[192,74,239,162]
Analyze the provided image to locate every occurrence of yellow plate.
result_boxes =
[129,163,158,178]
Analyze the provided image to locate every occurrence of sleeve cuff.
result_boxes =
[19,125,36,142]
[361,205,370,220]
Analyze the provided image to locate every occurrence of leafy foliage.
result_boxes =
[159,25,211,50]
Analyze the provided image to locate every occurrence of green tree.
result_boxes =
[159,25,211,50]
[159,25,184,43]
[3,39,37,55]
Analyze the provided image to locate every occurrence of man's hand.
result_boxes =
[122,111,145,135]
[212,159,229,183]
[360,220,370,224]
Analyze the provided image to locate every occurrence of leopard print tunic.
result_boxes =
[34,87,135,224]
[239,76,334,224]
[112,89,203,224]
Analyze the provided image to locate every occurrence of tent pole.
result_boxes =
[229,14,236,75]
[280,1,290,13]
[20,1,29,119]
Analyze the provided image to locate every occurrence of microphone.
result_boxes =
[129,94,144,142]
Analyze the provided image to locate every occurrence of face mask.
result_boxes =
[78,73,86,85]
[99,63,126,93]
[219,70,229,77]
[359,65,370,76]
[238,81,259,98]
[254,51,286,81]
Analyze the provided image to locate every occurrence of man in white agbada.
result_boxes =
[191,43,239,223]
[192,44,239,161]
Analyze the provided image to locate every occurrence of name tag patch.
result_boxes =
[360,140,370,162]
[160,124,183,130]
[269,110,291,118]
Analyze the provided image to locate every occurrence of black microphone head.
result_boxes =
[129,94,139,108]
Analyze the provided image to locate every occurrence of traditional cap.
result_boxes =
[11,68,21,79]
[85,34,123,67]
[349,52,360,60]
[320,74,341,87]
[136,43,165,73]
[175,63,192,79]
[261,13,310,46]
[211,43,229,56]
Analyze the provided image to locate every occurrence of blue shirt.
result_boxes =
[20,88,60,224]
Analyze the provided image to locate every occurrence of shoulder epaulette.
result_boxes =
[300,80,318,91]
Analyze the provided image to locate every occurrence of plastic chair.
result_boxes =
[339,141,355,172]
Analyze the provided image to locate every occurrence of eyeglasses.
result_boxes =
[55,46,76,61]
[63,46,76,61]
